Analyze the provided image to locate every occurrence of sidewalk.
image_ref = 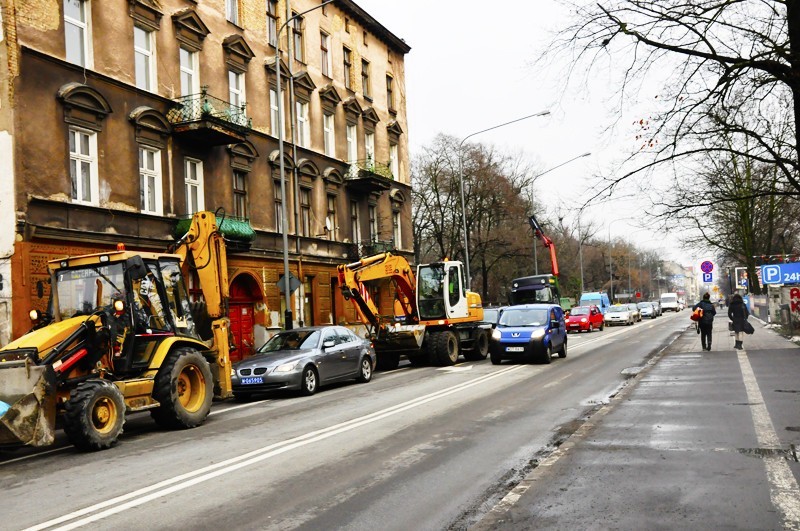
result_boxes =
[474,315,800,530]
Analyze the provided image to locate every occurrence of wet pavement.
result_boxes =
[473,313,800,530]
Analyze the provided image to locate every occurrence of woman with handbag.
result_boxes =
[728,293,749,350]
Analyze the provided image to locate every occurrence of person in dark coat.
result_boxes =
[728,293,749,350]
[692,292,717,351]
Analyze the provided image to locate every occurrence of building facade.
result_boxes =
[0,0,411,358]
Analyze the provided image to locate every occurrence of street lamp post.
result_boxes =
[458,110,550,287]
[607,218,627,302]
[275,0,334,330]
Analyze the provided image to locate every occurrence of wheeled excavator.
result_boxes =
[337,253,491,370]
[0,211,233,451]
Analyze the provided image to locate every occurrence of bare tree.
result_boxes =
[552,1,799,201]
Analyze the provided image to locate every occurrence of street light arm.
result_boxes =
[533,152,591,181]
[278,0,335,37]
[458,111,551,150]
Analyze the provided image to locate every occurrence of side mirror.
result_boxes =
[323,339,336,349]
[125,255,148,281]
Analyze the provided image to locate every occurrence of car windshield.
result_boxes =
[608,306,627,314]
[499,308,549,327]
[570,307,589,316]
[257,330,321,353]
[637,302,651,308]
[627,304,638,311]
[662,296,677,303]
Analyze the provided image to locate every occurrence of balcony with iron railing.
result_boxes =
[173,213,256,252]
[345,157,394,195]
[346,238,395,260]
[167,87,251,145]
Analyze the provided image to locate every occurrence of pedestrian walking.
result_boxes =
[692,292,717,351]
[728,293,749,350]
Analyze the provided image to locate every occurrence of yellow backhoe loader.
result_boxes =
[0,211,233,451]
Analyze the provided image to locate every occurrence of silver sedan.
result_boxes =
[231,326,375,399]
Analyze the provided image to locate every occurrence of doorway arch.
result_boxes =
[229,272,263,362]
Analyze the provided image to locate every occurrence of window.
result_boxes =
[323,113,335,157]
[390,143,399,178]
[270,87,281,136]
[139,146,162,215]
[64,0,91,67]
[350,201,360,243]
[346,124,358,162]
[365,132,375,164]
[320,32,331,77]
[233,171,247,218]
[274,180,283,232]
[393,211,401,248]
[361,59,371,99]
[343,47,352,90]
[184,158,204,214]
[296,101,310,148]
[292,15,304,62]
[326,195,338,241]
[226,0,239,25]
[134,27,155,91]
[266,0,278,47]
[368,205,377,241]
[229,71,246,122]
[386,75,394,110]
[300,188,311,237]
[69,127,98,205]
[179,47,199,96]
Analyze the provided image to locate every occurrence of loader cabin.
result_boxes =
[42,250,199,370]
[416,261,468,321]
[509,274,561,306]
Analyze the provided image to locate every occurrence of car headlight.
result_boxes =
[273,362,297,373]
[530,328,546,340]
[580,318,587,323]
[492,329,501,340]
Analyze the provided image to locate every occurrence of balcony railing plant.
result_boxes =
[347,157,394,180]
[174,213,256,251]
[167,87,251,130]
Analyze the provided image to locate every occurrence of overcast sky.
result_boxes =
[355,0,692,264]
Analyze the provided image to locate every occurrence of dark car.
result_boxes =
[482,306,507,327]
[489,304,567,365]
[231,326,375,399]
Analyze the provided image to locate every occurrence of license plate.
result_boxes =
[506,346,524,352]
[241,377,264,385]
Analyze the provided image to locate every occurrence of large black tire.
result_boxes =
[151,347,213,429]
[63,380,125,451]
[490,353,502,365]
[376,351,400,371]
[356,356,373,383]
[558,338,568,359]
[431,331,459,366]
[300,365,319,395]
[463,329,489,361]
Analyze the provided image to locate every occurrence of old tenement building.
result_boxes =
[0,0,411,358]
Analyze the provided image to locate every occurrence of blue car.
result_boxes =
[489,304,567,365]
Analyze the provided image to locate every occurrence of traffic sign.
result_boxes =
[700,260,714,274]
[761,262,800,285]
[702,272,713,283]
[277,273,301,293]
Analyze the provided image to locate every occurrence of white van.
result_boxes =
[660,292,680,312]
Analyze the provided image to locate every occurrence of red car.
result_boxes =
[565,305,604,333]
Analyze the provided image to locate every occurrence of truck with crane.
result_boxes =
[337,253,491,370]
[0,211,233,451]
[509,214,562,305]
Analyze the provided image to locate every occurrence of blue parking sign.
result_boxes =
[702,272,713,282]
[761,262,800,284]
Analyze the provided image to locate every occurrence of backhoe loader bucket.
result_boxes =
[375,324,426,351]
[0,360,57,447]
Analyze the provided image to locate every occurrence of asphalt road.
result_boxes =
[0,313,686,531]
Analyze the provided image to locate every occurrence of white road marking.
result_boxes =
[437,365,474,372]
[208,400,271,416]
[25,365,528,531]
[737,350,800,530]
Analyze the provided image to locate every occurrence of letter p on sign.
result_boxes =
[763,265,780,284]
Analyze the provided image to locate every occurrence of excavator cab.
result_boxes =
[417,262,469,321]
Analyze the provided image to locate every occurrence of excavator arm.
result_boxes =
[528,214,559,277]
[337,253,417,331]
[171,211,232,398]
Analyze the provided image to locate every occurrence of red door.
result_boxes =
[229,303,254,362]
